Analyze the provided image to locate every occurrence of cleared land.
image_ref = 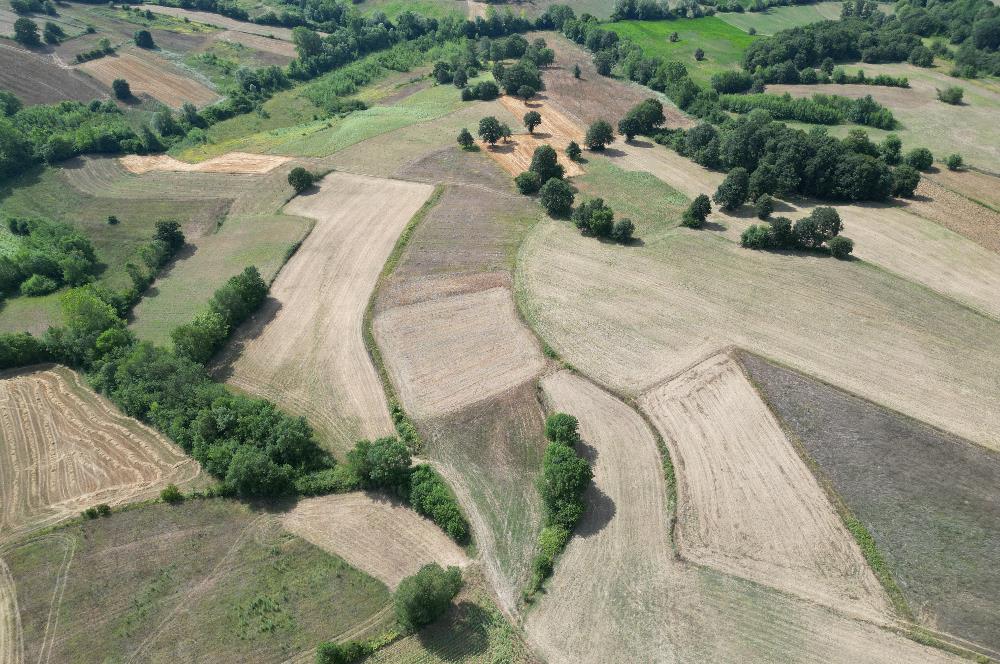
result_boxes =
[222,172,433,453]
[77,50,219,108]
[375,287,546,419]
[0,44,108,105]
[121,152,291,174]
[640,353,890,622]
[0,365,201,542]
[717,2,844,35]
[484,95,584,177]
[1,500,393,663]
[517,219,1000,451]
[742,351,1000,656]
[524,371,960,663]
[281,493,469,589]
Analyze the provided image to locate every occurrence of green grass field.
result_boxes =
[607,17,757,84]
[355,0,467,19]
[715,2,843,35]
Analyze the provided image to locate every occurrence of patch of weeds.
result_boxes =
[234,593,295,639]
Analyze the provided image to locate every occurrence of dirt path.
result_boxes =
[222,172,433,453]
[281,493,470,589]
[120,152,291,175]
[640,353,892,623]
[0,558,23,664]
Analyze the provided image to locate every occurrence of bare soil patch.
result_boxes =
[374,287,545,419]
[221,172,433,453]
[640,353,890,622]
[484,95,584,177]
[742,351,1000,656]
[0,365,201,543]
[77,50,218,108]
[120,152,291,174]
[0,43,108,105]
[281,493,470,589]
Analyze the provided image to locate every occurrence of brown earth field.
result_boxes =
[639,353,890,623]
[77,49,219,108]
[280,492,470,590]
[0,365,202,543]
[926,167,1000,211]
[120,152,292,174]
[211,30,297,59]
[0,43,108,104]
[0,500,394,664]
[144,5,299,40]
[219,171,433,454]
[742,351,1000,658]
[484,94,584,177]
[523,369,962,663]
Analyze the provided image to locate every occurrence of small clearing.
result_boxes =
[120,152,291,174]
[0,365,201,542]
[281,493,470,589]
[222,172,433,453]
[484,95,584,177]
[77,50,218,108]
[374,287,546,419]
[640,353,891,622]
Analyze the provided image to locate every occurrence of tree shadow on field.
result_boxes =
[419,601,491,660]
[573,440,616,538]
[598,147,627,158]
[210,295,283,380]
[625,138,656,149]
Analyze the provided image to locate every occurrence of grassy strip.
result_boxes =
[362,183,443,452]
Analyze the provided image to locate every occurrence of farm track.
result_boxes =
[222,172,433,453]
[0,366,200,542]
[639,353,891,623]
[281,493,470,590]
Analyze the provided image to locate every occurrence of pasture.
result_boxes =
[717,2,844,35]
[0,365,201,543]
[607,17,757,84]
[143,4,298,40]
[0,499,393,663]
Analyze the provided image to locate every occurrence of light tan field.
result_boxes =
[525,370,960,663]
[484,95,584,177]
[223,172,433,453]
[281,493,469,589]
[144,5,298,40]
[517,220,1000,451]
[77,50,219,108]
[0,558,21,664]
[212,30,297,58]
[374,287,546,419]
[640,353,890,622]
[0,366,200,542]
[120,152,291,174]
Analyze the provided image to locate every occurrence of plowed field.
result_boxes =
[78,50,218,108]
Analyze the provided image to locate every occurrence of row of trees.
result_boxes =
[718,92,896,129]
[740,206,854,258]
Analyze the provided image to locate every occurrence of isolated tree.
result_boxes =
[572,197,614,237]
[478,115,503,147]
[43,21,64,44]
[287,166,315,193]
[566,141,582,162]
[713,168,749,210]
[112,78,131,100]
[13,17,40,46]
[394,564,462,632]
[573,63,581,79]
[755,193,774,219]
[682,193,712,227]
[618,115,641,141]
[904,147,933,171]
[500,122,512,143]
[946,153,963,171]
[584,120,615,151]
[827,235,854,259]
[515,170,542,195]
[669,31,679,42]
[539,178,574,216]
[529,144,563,183]
[134,29,154,48]
[155,220,185,251]
[457,127,475,150]
[523,110,542,134]
[452,69,468,88]
[694,48,705,61]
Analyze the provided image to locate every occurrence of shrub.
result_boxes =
[879,134,902,165]
[904,147,934,171]
[294,465,360,495]
[681,193,712,228]
[711,70,753,94]
[828,235,854,259]
[694,48,705,61]
[892,164,921,197]
[584,120,614,151]
[456,127,475,150]
[565,141,582,162]
[160,483,183,503]
[936,86,964,104]
[134,29,154,48]
[394,564,462,632]
[755,193,774,219]
[225,446,294,497]
[112,78,131,100]
[43,21,64,44]
[740,224,773,249]
[946,153,964,171]
[288,166,316,193]
[713,167,749,210]
[539,178,574,216]
[611,217,635,243]
[572,197,615,237]
[539,441,592,531]
[515,170,542,195]
[96,503,111,516]
[13,17,40,46]
[20,274,59,296]
[347,436,411,495]
[408,464,470,543]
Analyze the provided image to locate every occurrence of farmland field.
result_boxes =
[77,49,219,108]
[717,2,844,35]
[0,365,201,543]
[0,44,108,104]
[144,4,298,40]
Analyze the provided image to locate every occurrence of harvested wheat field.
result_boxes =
[484,95,584,177]
[77,50,218,108]
[0,366,200,542]
[525,371,959,663]
[640,353,890,622]
[517,221,1000,450]
[281,493,469,589]
[223,172,432,453]
[374,287,545,419]
[120,152,291,174]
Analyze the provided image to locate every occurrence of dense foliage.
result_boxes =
[0,217,98,299]
[394,563,463,632]
[718,92,896,129]
[740,206,853,258]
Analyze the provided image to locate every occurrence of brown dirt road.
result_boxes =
[223,172,433,454]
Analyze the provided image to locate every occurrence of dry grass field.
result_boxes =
[0,44,108,105]
[144,4,299,40]
[221,172,433,453]
[281,493,470,589]
[211,30,297,58]
[375,287,546,419]
[121,152,291,174]
[0,365,201,543]
[0,558,21,664]
[77,49,219,108]
[640,353,890,622]
[483,95,584,177]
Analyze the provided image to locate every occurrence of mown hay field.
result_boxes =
[0,365,201,543]
[121,152,291,174]
[717,1,844,35]
[0,499,393,664]
[221,172,432,454]
[77,49,219,108]
[483,95,585,177]
[281,493,470,589]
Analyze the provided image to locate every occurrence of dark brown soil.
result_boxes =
[740,350,1000,656]
[0,44,109,104]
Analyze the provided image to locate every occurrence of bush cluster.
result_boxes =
[740,206,854,259]
[394,563,463,632]
[719,92,895,129]
[572,198,634,243]
[0,217,99,299]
